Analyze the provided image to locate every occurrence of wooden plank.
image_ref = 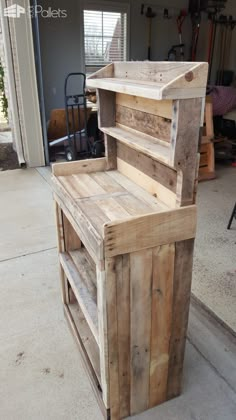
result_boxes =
[94,196,130,221]
[107,170,168,212]
[54,201,69,304]
[76,198,110,237]
[105,258,120,419]
[104,134,117,170]
[101,126,170,165]
[60,173,106,199]
[205,98,214,138]
[116,104,171,143]
[52,157,107,177]
[67,302,100,382]
[89,171,125,194]
[60,252,99,346]
[117,159,176,208]
[116,93,172,119]
[97,89,116,128]
[104,205,197,258]
[116,254,130,418]
[69,249,97,303]
[52,183,104,263]
[113,62,208,89]
[117,141,177,193]
[89,62,114,80]
[64,305,110,419]
[130,249,152,415]
[115,194,156,216]
[167,239,195,399]
[149,244,175,407]
[87,77,206,101]
[171,98,202,206]
[199,153,208,166]
[97,268,110,408]
[62,213,81,251]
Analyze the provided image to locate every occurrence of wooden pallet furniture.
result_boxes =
[52,62,208,420]
[199,96,215,181]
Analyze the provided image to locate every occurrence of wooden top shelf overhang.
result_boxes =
[87,61,209,100]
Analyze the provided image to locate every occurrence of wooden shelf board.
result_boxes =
[64,304,110,418]
[67,302,101,383]
[60,252,99,345]
[101,126,170,165]
[69,248,97,304]
[87,77,164,100]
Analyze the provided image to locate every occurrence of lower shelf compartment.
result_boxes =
[64,302,110,419]
[59,251,99,345]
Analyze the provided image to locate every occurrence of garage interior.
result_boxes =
[0,0,236,419]
[33,0,236,330]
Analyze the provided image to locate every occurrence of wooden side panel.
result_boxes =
[104,134,117,170]
[167,239,194,399]
[54,201,68,304]
[116,104,171,143]
[97,268,110,408]
[105,258,120,419]
[171,98,203,206]
[130,249,153,415]
[149,244,175,407]
[63,213,81,251]
[116,255,131,418]
[97,89,116,128]
[116,93,172,119]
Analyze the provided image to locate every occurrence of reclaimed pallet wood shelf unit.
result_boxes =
[52,61,208,420]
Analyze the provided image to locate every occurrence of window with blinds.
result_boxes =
[83,9,128,72]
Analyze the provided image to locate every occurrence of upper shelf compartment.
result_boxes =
[87,62,209,100]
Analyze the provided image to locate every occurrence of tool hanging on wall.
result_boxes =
[190,11,201,61]
[141,4,156,60]
[176,10,187,60]
[189,0,228,61]
[216,16,236,85]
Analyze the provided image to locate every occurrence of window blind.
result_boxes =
[83,9,127,69]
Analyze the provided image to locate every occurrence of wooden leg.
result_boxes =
[54,200,68,304]
[167,239,194,399]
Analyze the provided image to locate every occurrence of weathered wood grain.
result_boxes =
[52,157,107,177]
[117,141,177,193]
[104,134,117,170]
[106,258,120,419]
[116,104,171,143]
[97,268,110,408]
[130,249,152,415]
[104,205,197,258]
[167,239,194,399]
[116,93,172,119]
[116,254,131,418]
[97,89,116,128]
[171,98,202,206]
[149,244,174,407]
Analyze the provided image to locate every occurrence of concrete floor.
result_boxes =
[0,167,236,420]
[193,165,236,333]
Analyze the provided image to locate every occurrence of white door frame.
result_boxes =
[0,0,45,168]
